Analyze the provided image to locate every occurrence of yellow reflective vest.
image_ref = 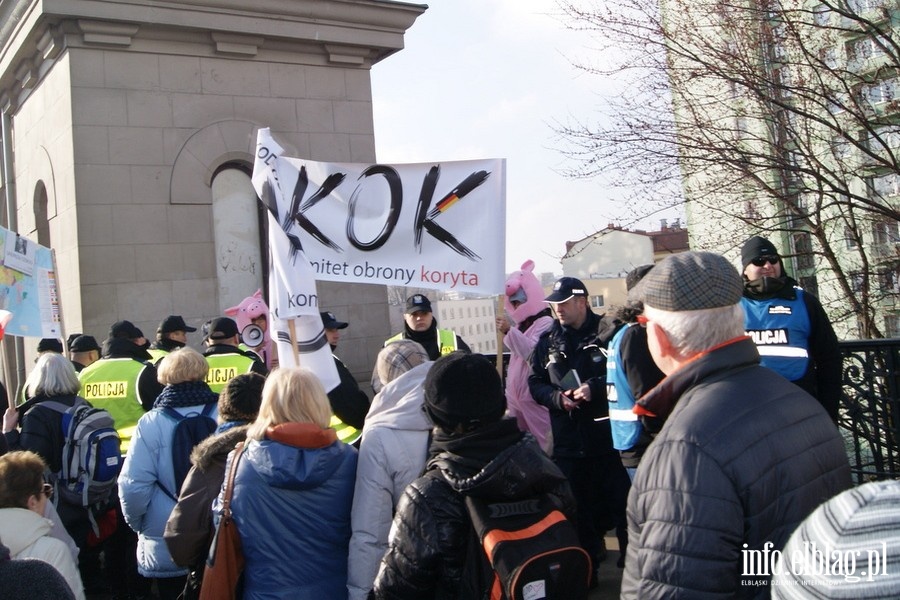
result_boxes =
[386,329,458,356]
[78,358,152,453]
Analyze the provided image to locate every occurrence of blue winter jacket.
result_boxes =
[217,425,358,600]
[118,402,219,578]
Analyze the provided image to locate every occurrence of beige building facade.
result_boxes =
[0,0,426,388]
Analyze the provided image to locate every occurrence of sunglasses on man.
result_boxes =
[750,255,779,267]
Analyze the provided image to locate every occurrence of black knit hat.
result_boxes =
[218,372,266,423]
[741,235,780,270]
[424,351,506,432]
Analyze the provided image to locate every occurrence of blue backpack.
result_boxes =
[157,403,217,501]
[40,400,122,508]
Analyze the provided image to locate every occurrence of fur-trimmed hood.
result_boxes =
[189,424,249,472]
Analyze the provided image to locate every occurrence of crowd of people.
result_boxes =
[0,235,891,600]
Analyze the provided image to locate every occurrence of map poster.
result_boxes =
[0,227,61,338]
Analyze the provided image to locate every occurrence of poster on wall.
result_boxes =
[0,227,61,338]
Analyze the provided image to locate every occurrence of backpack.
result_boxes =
[39,400,123,509]
[157,403,217,501]
[464,494,591,600]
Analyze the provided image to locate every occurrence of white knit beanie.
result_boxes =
[771,480,900,599]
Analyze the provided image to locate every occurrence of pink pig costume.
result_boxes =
[502,260,553,453]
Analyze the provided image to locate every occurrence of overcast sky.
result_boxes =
[371,0,682,277]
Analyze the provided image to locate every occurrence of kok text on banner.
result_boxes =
[253,128,506,298]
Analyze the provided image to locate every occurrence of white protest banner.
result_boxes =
[251,130,339,391]
[254,129,506,296]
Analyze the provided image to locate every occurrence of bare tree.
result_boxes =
[556,0,900,338]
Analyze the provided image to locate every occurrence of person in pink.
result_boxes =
[495,259,554,453]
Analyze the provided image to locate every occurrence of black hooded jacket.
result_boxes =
[372,419,576,599]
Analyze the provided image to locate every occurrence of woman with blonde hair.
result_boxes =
[119,346,218,599]
[216,367,357,599]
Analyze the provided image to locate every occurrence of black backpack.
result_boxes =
[157,403,217,500]
[464,494,591,600]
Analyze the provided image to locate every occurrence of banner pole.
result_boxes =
[287,318,301,366]
[496,295,504,382]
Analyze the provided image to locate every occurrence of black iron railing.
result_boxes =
[839,339,900,483]
[489,339,900,483]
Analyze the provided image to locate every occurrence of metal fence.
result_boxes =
[839,339,900,483]
[489,339,900,483]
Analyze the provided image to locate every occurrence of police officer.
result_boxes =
[374,294,470,393]
[68,335,101,373]
[740,235,842,421]
[78,320,164,453]
[528,277,631,583]
[320,311,369,446]
[201,317,267,393]
[148,315,197,364]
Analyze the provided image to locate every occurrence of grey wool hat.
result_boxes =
[628,251,743,312]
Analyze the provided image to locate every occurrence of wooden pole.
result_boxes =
[287,318,301,366]
[496,295,505,382]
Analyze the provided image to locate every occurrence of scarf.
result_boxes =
[153,380,218,409]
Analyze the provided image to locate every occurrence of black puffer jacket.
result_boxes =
[621,337,851,599]
[372,419,576,599]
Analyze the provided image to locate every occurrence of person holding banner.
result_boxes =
[321,311,369,447]
[201,317,268,394]
[375,294,469,392]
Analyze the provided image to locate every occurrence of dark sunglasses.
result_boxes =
[750,256,779,267]
[41,483,53,499]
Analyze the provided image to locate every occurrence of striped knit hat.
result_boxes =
[377,339,430,387]
[771,480,900,599]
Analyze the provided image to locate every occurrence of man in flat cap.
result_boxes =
[620,251,851,599]
[528,276,631,583]
[148,315,197,364]
[740,235,842,421]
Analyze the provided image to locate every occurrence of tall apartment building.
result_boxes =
[659,0,900,338]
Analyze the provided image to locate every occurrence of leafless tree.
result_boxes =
[556,0,900,338]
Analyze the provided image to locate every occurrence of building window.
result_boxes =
[873,218,900,246]
[590,295,604,309]
[814,4,831,26]
[870,173,900,198]
[859,78,897,106]
[885,313,900,337]
[793,232,815,269]
[846,226,860,249]
[878,265,900,293]
[799,275,819,298]
[850,270,867,293]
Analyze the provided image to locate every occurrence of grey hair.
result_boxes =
[643,303,745,357]
[25,352,81,397]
